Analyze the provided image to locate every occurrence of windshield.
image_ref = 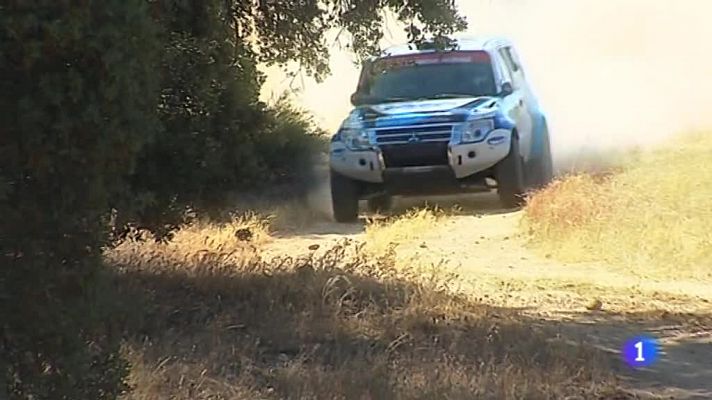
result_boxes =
[357,54,496,105]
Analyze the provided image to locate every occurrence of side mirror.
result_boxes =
[350,92,366,106]
[499,82,514,97]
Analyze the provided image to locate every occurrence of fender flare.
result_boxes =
[530,113,549,159]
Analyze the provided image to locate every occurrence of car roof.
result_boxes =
[380,35,513,58]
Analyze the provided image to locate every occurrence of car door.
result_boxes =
[497,46,534,161]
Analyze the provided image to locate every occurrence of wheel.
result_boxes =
[366,194,392,214]
[330,170,360,223]
[527,128,554,189]
[496,133,526,208]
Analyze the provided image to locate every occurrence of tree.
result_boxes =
[0,1,160,398]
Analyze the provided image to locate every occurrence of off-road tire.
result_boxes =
[330,170,360,223]
[496,134,526,208]
[366,194,392,214]
[527,128,554,189]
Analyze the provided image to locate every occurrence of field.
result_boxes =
[525,132,712,280]
[107,133,712,399]
[108,216,631,399]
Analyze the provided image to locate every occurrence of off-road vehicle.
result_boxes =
[329,36,553,222]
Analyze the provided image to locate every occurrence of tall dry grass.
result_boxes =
[524,132,712,279]
[364,207,446,255]
[110,213,272,271]
[107,214,635,399]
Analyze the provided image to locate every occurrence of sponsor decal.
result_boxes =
[374,51,491,72]
[487,135,507,146]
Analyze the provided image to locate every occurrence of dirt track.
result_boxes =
[265,192,712,399]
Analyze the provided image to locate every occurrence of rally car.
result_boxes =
[329,36,553,222]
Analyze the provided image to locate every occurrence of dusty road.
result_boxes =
[265,192,712,399]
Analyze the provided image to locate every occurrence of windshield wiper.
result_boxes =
[377,96,413,103]
[427,93,476,99]
[358,95,412,105]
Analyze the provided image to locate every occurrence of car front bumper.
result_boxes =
[330,128,512,183]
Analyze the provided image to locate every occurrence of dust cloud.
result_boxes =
[262,0,712,174]
[305,161,334,220]
[465,0,712,172]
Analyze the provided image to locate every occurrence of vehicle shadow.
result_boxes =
[270,191,518,238]
[391,191,518,217]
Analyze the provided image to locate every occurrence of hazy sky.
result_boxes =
[262,0,712,159]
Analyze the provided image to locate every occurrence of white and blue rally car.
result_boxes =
[329,36,553,222]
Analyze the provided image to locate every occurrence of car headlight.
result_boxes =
[338,111,372,150]
[340,127,371,150]
[461,118,495,143]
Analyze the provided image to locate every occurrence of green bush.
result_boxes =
[0,1,160,398]
[256,95,328,186]
[126,24,267,224]
[126,1,328,226]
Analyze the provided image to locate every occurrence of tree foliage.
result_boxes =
[0,0,465,398]
[0,1,160,398]
[240,0,467,80]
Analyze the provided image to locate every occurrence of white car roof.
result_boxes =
[380,36,513,58]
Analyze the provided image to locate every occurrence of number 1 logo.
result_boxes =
[623,336,659,368]
[634,341,645,362]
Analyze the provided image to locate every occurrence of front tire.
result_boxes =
[496,133,526,208]
[330,170,360,223]
[528,128,554,189]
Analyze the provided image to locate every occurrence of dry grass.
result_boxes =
[109,213,272,271]
[364,207,446,255]
[524,132,712,280]
[107,214,636,399]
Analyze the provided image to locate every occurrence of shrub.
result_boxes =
[255,95,328,186]
[0,1,160,398]
[126,2,326,228]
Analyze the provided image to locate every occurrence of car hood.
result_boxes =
[357,96,499,128]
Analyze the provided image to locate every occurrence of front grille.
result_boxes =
[374,123,453,145]
[381,142,449,168]
[374,123,453,168]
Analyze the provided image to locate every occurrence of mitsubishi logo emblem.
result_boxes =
[408,133,420,143]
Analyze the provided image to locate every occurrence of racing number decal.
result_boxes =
[375,51,491,72]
